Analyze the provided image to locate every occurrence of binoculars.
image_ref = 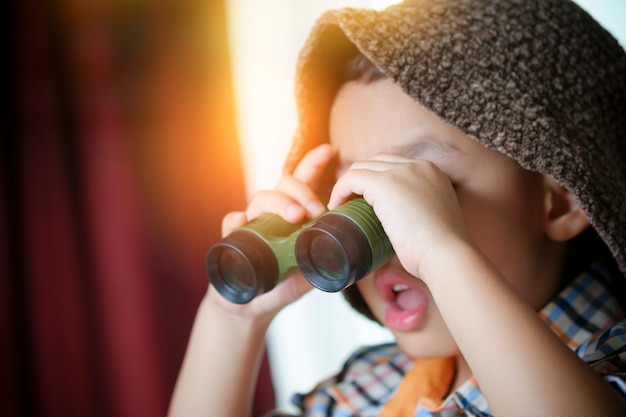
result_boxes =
[206,198,394,304]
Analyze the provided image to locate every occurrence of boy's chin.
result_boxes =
[392,327,459,360]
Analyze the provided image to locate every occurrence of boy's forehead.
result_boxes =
[329,79,478,161]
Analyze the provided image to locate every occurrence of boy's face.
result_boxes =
[329,79,565,359]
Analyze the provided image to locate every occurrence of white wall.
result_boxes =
[224,0,626,413]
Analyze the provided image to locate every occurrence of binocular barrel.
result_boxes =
[206,198,394,304]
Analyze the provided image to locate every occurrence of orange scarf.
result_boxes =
[379,357,456,417]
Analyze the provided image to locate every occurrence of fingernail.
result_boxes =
[283,204,304,220]
[307,201,325,216]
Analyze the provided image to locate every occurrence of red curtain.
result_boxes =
[3,0,275,416]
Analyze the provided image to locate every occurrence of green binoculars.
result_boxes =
[206,198,394,304]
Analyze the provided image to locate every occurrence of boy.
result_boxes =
[169,0,626,415]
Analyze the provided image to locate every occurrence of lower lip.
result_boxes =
[377,275,430,332]
[384,298,428,332]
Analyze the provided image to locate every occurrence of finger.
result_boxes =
[327,168,373,210]
[274,175,326,218]
[324,165,376,211]
[346,158,409,173]
[281,272,314,301]
[292,144,336,187]
[221,211,248,237]
[245,189,307,224]
[366,153,414,163]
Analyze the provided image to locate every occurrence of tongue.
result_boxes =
[395,288,424,311]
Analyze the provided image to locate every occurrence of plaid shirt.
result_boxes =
[265,262,626,416]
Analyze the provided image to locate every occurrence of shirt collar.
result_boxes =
[538,261,624,350]
[432,261,625,415]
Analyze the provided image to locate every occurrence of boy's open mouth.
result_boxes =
[392,283,424,310]
[376,272,429,332]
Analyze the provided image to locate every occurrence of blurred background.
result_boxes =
[3,1,625,416]
[5,0,249,416]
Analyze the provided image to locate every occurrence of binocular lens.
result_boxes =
[206,229,279,304]
[308,234,349,281]
[296,213,371,292]
[217,248,255,291]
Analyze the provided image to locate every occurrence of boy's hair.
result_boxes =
[285,0,626,281]
[338,52,385,84]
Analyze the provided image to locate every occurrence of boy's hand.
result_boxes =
[328,153,473,283]
[207,144,336,322]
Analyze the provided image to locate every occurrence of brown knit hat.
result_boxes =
[284,0,626,278]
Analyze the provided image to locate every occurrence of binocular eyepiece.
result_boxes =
[206,198,394,304]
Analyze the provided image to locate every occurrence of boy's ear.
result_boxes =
[543,176,590,242]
